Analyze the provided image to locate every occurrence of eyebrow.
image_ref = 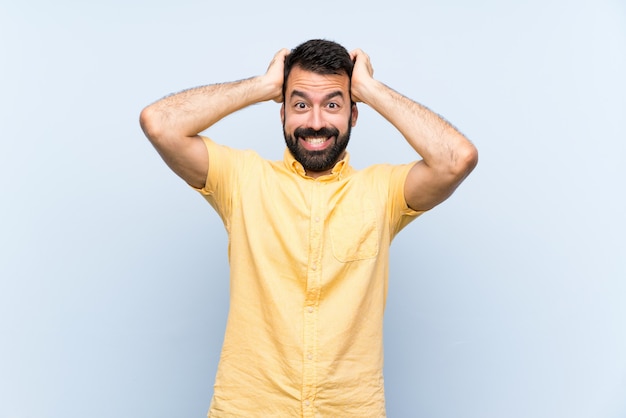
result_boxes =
[290,90,345,102]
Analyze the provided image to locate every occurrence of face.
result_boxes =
[281,66,358,177]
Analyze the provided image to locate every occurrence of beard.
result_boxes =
[283,124,352,174]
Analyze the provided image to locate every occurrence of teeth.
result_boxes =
[304,136,326,144]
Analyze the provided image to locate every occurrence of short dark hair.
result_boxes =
[283,39,353,98]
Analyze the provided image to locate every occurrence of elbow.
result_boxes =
[139,105,163,143]
[462,142,479,173]
[451,141,478,181]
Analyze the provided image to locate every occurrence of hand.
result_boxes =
[349,49,375,103]
[263,48,290,103]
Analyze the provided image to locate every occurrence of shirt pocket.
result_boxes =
[329,201,379,262]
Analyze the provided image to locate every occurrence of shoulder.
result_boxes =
[354,162,424,216]
[355,162,415,185]
[197,136,276,193]
[201,136,261,160]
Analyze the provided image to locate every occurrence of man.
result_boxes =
[140,39,477,417]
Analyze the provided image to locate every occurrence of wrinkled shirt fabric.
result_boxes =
[194,136,423,417]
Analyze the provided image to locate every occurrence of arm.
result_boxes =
[139,49,289,189]
[349,49,478,212]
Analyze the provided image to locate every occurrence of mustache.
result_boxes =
[293,127,340,138]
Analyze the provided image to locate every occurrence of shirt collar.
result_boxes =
[283,148,351,181]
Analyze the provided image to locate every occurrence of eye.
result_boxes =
[295,102,308,110]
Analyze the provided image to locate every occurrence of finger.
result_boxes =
[275,48,290,63]
[270,48,288,63]
[267,48,289,72]
[350,49,362,62]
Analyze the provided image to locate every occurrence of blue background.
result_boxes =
[1,1,625,417]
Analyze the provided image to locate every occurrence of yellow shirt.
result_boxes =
[195,136,423,417]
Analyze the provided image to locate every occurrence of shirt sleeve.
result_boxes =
[386,162,427,237]
[189,136,244,228]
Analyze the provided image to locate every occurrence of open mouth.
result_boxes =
[294,127,339,151]
[300,135,333,150]
[303,135,329,144]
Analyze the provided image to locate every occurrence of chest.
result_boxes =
[232,174,386,264]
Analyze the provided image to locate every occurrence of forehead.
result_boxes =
[285,67,350,99]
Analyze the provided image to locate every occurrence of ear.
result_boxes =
[280,103,285,125]
[351,103,358,127]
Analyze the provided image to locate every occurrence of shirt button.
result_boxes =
[314,216,320,222]
[311,264,317,271]
[305,400,310,406]
[307,353,313,360]
[307,306,314,313]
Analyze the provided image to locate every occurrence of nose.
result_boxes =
[306,107,325,131]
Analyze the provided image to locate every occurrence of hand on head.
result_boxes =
[349,49,374,104]
[265,44,375,105]
[264,48,290,103]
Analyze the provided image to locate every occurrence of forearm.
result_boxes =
[140,76,277,140]
[359,79,473,174]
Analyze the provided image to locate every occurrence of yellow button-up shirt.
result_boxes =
[195,136,423,417]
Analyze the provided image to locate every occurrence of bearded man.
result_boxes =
[140,39,478,418]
